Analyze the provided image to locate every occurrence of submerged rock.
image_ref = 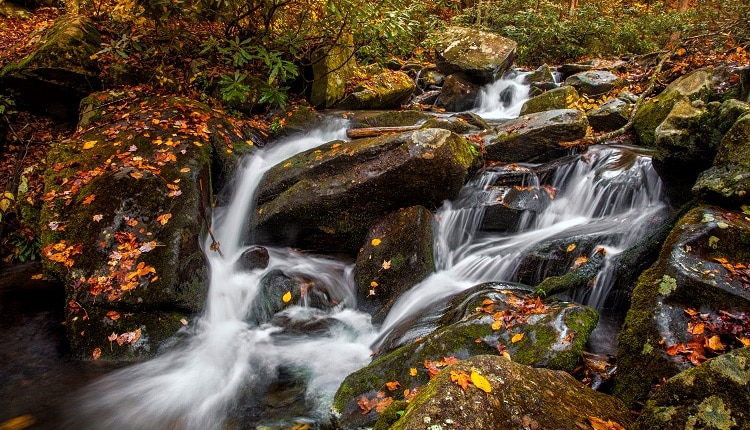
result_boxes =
[253,128,479,252]
[0,15,101,121]
[381,355,633,430]
[433,27,517,85]
[614,205,750,408]
[333,284,598,428]
[485,109,588,163]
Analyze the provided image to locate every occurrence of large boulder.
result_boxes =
[354,206,435,323]
[694,110,750,206]
[485,109,588,163]
[378,355,633,430]
[633,68,713,147]
[636,347,750,429]
[310,36,358,108]
[334,70,415,110]
[435,73,481,112]
[433,27,517,85]
[614,205,750,408]
[519,85,580,115]
[587,97,630,132]
[564,70,626,97]
[253,128,479,252]
[333,284,598,428]
[39,91,252,360]
[347,110,433,129]
[0,15,101,121]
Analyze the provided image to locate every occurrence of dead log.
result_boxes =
[346,125,422,139]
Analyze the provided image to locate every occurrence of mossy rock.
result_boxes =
[563,70,626,97]
[333,284,598,429]
[39,91,250,359]
[354,205,434,323]
[636,347,750,429]
[348,110,433,129]
[253,128,479,253]
[520,85,580,115]
[310,36,358,109]
[334,70,415,110]
[435,73,480,112]
[587,97,630,132]
[433,27,517,85]
[614,205,750,408]
[381,355,633,430]
[633,68,713,147]
[0,15,101,120]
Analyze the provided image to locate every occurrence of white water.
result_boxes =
[69,76,665,428]
[472,71,530,119]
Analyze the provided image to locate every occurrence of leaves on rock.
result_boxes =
[588,416,626,430]
[282,291,292,303]
[470,368,492,393]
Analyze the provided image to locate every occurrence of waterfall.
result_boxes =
[67,97,665,428]
[472,71,531,119]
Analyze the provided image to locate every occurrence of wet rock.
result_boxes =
[433,27,517,85]
[254,128,479,252]
[435,73,480,112]
[519,85,580,115]
[587,97,630,132]
[564,70,626,97]
[614,205,750,408]
[333,284,598,429]
[410,90,441,106]
[354,206,434,324]
[0,1,32,17]
[479,182,554,231]
[485,109,588,163]
[267,101,324,139]
[334,70,415,110]
[523,64,557,90]
[558,62,596,80]
[39,91,252,360]
[420,116,480,134]
[236,246,270,271]
[310,35,358,108]
[416,67,445,90]
[0,15,101,121]
[633,68,713,147]
[636,346,750,429]
[348,110,433,129]
[693,110,750,206]
[382,355,633,430]
[249,270,341,325]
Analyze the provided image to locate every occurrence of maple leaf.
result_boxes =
[385,381,400,391]
[409,367,418,377]
[442,356,459,366]
[82,194,96,205]
[108,332,118,342]
[450,370,471,391]
[156,213,172,225]
[382,260,391,269]
[92,214,103,222]
[357,396,374,414]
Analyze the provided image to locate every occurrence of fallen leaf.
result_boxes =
[588,416,626,430]
[106,310,121,321]
[82,140,97,150]
[180,318,188,326]
[470,368,492,393]
[511,333,525,343]
[706,335,725,351]
[385,381,400,391]
[282,291,292,303]
[130,171,144,179]
[566,243,576,252]
[92,214,103,222]
[371,238,382,246]
[450,370,471,391]
[382,260,391,269]
[491,320,503,330]
[0,414,37,430]
[409,367,418,377]
[82,194,96,205]
[180,167,191,173]
[156,213,172,225]
[92,347,102,360]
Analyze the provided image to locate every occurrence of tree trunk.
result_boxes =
[678,0,689,11]
[569,0,578,13]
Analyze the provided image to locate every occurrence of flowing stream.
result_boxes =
[68,77,666,429]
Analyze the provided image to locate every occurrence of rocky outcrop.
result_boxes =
[354,206,434,323]
[0,15,102,121]
[335,70,415,110]
[433,27,517,85]
[40,90,253,360]
[379,355,633,430]
[253,128,479,252]
[333,284,598,429]
[485,109,588,163]
[636,346,750,429]
[614,205,750,408]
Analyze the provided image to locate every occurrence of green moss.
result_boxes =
[373,400,408,430]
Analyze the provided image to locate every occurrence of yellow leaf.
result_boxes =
[382,260,391,269]
[0,414,37,430]
[566,243,576,252]
[470,368,492,393]
[282,291,292,303]
[706,335,724,351]
[370,281,378,287]
[511,333,525,343]
[738,336,750,347]
[371,238,382,246]
[409,367,418,377]
[82,140,97,150]
[180,167,191,173]
[491,320,503,331]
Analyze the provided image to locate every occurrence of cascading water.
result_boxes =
[472,71,531,119]
[68,74,666,428]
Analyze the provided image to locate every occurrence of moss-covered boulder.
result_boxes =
[333,284,598,428]
[614,205,750,408]
[334,70,415,110]
[520,85,580,115]
[39,91,251,360]
[633,68,713,147]
[433,27,517,85]
[636,347,750,429]
[694,110,750,206]
[0,15,101,121]
[564,70,626,97]
[435,73,481,112]
[253,128,479,252]
[485,109,588,163]
[380,355,633,430]
[354,206,434,323]
[310,36,358,109]
[587,97,631,132]
[348,110,433,129]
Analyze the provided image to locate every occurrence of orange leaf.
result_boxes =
[588,416,626,430]
[92,347,102,360]
[374,396,393,413]
[371,238,382,246]
[130,171,144,179]
[106,310,121,321]
[706,335,725,351]
[157,213,172,225]
[491,320,503,331]
[385,381,400,391]
[82,194,96,205]
[443,356,460,366]
[450,370,471,391]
